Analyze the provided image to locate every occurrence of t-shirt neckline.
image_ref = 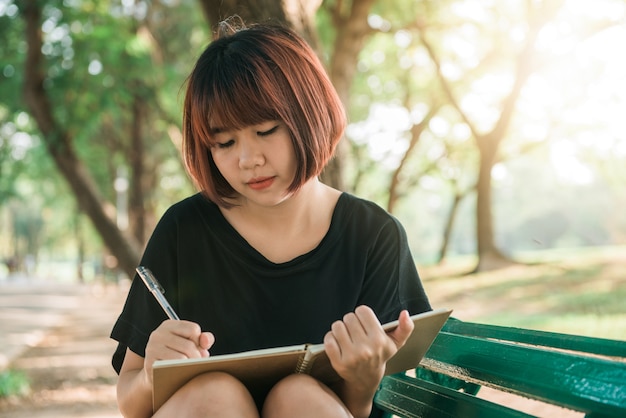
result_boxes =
[205,192,349,266]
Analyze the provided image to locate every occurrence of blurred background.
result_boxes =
[0,1,624,415]
[1,0,625,329]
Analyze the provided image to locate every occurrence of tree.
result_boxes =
[415,1,564,271]
[15,1,202,278]
[10,0,621,278]
[21,2,141,277]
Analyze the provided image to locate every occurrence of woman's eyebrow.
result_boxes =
[209,127,225,135]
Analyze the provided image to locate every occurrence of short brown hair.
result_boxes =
[182,21,346,207]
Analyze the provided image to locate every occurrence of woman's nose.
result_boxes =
[238,138,265,169]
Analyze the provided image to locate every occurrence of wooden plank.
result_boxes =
[422,332,626,416]
[375,373,533,418]
[442,318,626,358]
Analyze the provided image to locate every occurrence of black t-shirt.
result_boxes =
[110,192,431,414]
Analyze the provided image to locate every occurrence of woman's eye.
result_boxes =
[258,125,279,137]
[216,139,235,149]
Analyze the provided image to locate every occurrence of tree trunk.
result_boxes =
[474,139,510,271]
[198,0,320,46]
[436,192,463,264]
[323,0,377,191]
[471,4,556,272]
[21,2,141,279]
[129,94,147,244]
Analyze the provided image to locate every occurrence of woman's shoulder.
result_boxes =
[163,193,217,217]
[326,193,409,253]
[153,193,223,232]
[331,193,406,241]
[336,192,396,223]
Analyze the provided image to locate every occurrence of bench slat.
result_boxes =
[375,373,534,418]
[442,318,626,358]
[422,332,626,416]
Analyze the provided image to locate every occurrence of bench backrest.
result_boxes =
[375,318,626,418]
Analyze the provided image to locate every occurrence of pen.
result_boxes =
[136,266,180,320]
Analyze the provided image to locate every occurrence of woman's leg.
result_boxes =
[154,371,259,418]
[262,374,353,418]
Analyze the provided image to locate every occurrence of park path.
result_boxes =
[0,278,125,417]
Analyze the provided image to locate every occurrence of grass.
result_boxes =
[420,245,626,341]
[0,370,29,398]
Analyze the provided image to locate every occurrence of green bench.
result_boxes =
[375,318,626,418]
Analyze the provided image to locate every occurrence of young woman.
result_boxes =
[111,20,431,418]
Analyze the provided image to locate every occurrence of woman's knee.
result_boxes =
[263,374,351,418]
[155,372,258,417]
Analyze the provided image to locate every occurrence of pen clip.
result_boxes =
[136,266,165,294]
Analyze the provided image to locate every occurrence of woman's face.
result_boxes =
[209,120,297,208]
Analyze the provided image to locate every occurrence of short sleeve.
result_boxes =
[358,216,431,324]
[110,206,181,373]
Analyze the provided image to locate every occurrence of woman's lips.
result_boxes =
[247,176,275,190]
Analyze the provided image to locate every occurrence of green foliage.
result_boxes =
[0,0,203,264]
[0,369,30,398]
[0,135,24,203]
[1,0,625,272]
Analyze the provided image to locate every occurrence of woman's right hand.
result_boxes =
[143,320,215,385]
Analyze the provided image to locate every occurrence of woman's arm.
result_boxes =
[117,349,154,418]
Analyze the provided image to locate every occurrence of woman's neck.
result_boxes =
[233,178,327,229]
[218,179,341,263]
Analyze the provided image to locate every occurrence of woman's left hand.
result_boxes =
[323,306,414,418]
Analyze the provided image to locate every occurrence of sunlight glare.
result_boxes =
[536,22,577,55]
[346,104,412,168]
[429,116,450,137]
[451,123,471,142]
[491,163,508,182]
[520,74,562,115]
[549,140,594,185]
[567,0,625,20]
[515,0,626,184]
[451,0,491,23]
[394,30,412,48]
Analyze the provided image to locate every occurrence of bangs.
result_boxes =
[192,52,285,146]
